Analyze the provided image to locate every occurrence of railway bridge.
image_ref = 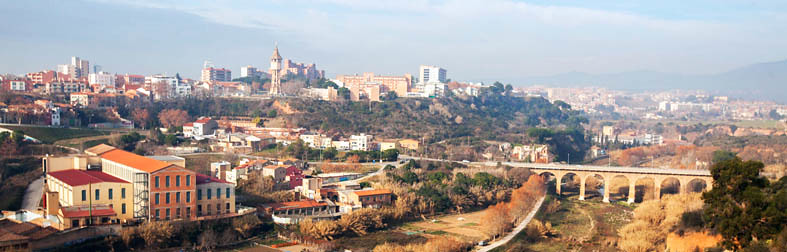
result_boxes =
[498,162,712,203]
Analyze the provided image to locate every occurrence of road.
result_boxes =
[21,176,44,210]
[477,194,546,252]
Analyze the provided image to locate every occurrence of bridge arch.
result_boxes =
[609,174,632,202]
[686,178,709,193]
[660,177,681,198]
[583,174,606,201]
[536,171,559,194]
[633,176,656,203]
[559,172,581,197]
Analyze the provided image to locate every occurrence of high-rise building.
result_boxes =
[240,65,257,78]
[334,72,412,100]
[89,72,115,87]
[269,46,283,95]
[418,65,447,84]
[201,65,232,82]
[57,57,90,79]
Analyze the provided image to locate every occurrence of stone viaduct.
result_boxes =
[499,162,713,203]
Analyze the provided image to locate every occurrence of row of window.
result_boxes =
[154,191,192,204]
[153,203,231,220]
[196,188,231,201]
[81,188,126,201]
[154,175,191,188]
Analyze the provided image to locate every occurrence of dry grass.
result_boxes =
[666,231,721,252]
[405,209,490,242]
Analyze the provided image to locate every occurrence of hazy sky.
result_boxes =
[2,0,787,83]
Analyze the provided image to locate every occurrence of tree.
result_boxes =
[267,109,277,118]
[381,149,399,161]
[338,87,351,100]
[703,157,771,250]
[323,147,338,160]
[384,91,398,100]
[138,221,173,248]
[711,150,736,164]
[158,109,190,128]
[481,202,511,238]
[131,108,149,129]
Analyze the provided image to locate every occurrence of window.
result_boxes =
[197,189,202,200]
[81,190,86,201]
[217,188,221,199]
[155,193,160,204]
[176,207,181,218]
[197,205,202,216]
[95,189,100,200]
[207,205,212,215]
[121,188,126,199]
[155,209,160,219]
[121,203,126,214]
[217,203,221,214]
[176,192,181,203]
[187,207,191,217]
[186,175,191,186]
[226,203,230,213]
[207,189,212,199]
[108,189,113,200]
[165,192,170,204]
[155,176,160,188]
[176,175,181,186]
[165,208,170,219]
[186,191,191,203]
[226,188,230,198]
[165,176,170,187]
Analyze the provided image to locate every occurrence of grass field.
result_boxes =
[1,125,110,144]
[183,153,230,174]
[401,209,491,243]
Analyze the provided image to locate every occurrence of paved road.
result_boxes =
[477,194,546,252]
[21,176,44,210]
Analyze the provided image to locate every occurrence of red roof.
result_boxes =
[48,169,129,186]
[100,149,173,173]
[183,122,194,127]
[60,205,117,218]
[195,117,213,123]
[195,173,231,185]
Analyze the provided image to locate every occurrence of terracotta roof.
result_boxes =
[195,117,212,123]
[183,122,194,127]
[195,173,231,185]
[61,205,117,218]
[353,189,392,197]
[266,200,327,211]
[0,228,28,243]
[0,219,57,240]
[99,149,173,173]
[48,169,129,186]
[84,144,117,156]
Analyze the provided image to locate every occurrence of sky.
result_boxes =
[1,0,787,83]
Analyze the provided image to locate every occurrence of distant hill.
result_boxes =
[516,59,787,102]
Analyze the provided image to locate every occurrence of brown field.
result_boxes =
[403,209,491,243]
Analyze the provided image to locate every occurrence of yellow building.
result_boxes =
[195,174,236,218]
[398,139,420,150]
[46,169,134,222]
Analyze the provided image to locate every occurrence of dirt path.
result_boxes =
[576,206,595,243]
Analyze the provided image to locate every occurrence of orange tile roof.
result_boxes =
[100,148,173,173]
[353,189,392,197]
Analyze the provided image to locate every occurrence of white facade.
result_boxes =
[51,107,61,126]
[418,65,447,84]
[424,83,446,97]
[89,72,116,87]
[9,81,26,91]
[350,134,373,151]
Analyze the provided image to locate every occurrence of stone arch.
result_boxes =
[537,171,559,195]
[583,174,606,201]
[559,172,581,197]
[660,177,681,198]
[686,178,709,193]
[633,176,656,203]
[609,174,632,202]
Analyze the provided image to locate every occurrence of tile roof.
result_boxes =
[0,219,57,240]
[60,205,117,218]
[48,169,129,186]
[99,148,173,173]
[353,189,393,197]
[0,228,28,243]
[195,173,231,185]
[195,117,213,123]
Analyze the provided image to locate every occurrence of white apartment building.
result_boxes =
[201,67,232,82]
[89,72,115,87]
[350,134,373,151]
[419,65,447,84]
